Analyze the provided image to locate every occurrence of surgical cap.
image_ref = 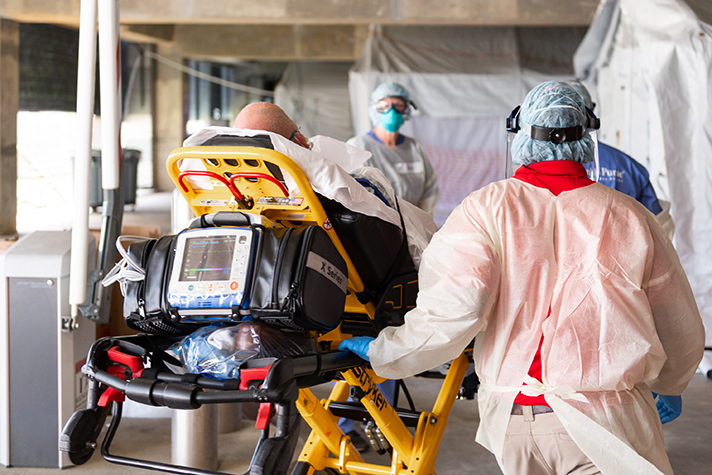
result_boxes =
[568,81,594,110]
[368,81,413,126]
[511,81,595,166]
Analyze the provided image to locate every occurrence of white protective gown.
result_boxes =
[368,178,704,475]
[347,133,440,216]
[182,127,439,267]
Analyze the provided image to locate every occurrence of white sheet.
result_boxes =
[574,0,712,346]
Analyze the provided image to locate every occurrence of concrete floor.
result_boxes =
[2,373,710,475]
[4,191,710,475]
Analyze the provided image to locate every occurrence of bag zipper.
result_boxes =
[158,235,178,320]
[280,282,299,312]
[286,227,316,311]
[272,227,294,306]
[136,239,156,320]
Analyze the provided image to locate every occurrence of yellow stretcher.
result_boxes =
[60,144,471,475]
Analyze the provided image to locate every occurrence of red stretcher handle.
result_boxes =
[177,170,245,201]
[229,172,289,197]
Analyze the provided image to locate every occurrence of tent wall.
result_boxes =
[575,0,712,345]
[275,61,355,142]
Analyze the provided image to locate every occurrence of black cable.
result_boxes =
[398,379,416,412]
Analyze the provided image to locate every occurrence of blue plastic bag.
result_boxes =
[173,322,317,379]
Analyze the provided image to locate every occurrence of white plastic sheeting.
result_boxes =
[574,0,712,346]
[349,25,587,225]
[275,62,355,142]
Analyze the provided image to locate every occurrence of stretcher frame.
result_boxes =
[62,145,470,475]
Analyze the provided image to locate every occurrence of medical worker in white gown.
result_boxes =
[347,82,440,216]
[340,81,704,475]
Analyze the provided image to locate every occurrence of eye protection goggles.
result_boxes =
[374,98,416,115]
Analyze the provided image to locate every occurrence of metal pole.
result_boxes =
[218,403,242,434]
[92,0,124,324]
[98,0,121,193]
[172,407,219,470]
[68,0,98,325]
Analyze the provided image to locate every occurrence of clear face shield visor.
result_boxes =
[588,127,600,181]
[504,105,600,179]
[505,129,517,179]
[504,106,520,179]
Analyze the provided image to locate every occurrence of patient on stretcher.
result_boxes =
[180,102,438,268]
[172,103,437,374]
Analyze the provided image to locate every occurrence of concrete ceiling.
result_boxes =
[1,0,600,60]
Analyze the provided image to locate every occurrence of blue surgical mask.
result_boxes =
[378,109,404,133]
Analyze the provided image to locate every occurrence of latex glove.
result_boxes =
[338,337,375,361]
[652,392,683,424]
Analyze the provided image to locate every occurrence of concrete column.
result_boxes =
[0,20,18,237]
[152,43,184,192]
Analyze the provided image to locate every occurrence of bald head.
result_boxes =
[232,102,299,140]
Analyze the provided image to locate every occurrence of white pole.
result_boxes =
[98,0,122,191]
[68,0,98,317]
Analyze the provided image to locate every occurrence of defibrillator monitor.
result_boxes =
[167,226,262,317]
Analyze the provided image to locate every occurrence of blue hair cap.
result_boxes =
[371,81,411,103]
[511,81,595,166]
[568,81,594,110]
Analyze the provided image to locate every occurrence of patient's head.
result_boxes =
[232,102,310,148]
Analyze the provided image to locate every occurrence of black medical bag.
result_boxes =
[123,234,203,336]
[250,225,348,331]
[121,213,347,336]
[319,197,418,330]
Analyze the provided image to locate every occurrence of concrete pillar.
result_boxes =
[152,43,184,192]
[0,20,18,237]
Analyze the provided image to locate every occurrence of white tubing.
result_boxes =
[69,0,98,313]
[98,0,121,190]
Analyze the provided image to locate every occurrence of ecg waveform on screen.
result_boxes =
[180,236,237,282]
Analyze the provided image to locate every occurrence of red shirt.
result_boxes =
[511,160,595,405]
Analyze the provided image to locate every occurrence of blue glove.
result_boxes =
[338,337,375,361]
[652,392,683,424]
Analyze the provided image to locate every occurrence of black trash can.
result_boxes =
[90,149,141,209]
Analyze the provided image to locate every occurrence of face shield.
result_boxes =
[585,106,601,181]
[504,106,520,179]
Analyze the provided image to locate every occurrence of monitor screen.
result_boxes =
[179,235,237,282]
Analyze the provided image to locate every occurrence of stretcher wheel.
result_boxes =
[59,406,110,465]
[67,442,95,466]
